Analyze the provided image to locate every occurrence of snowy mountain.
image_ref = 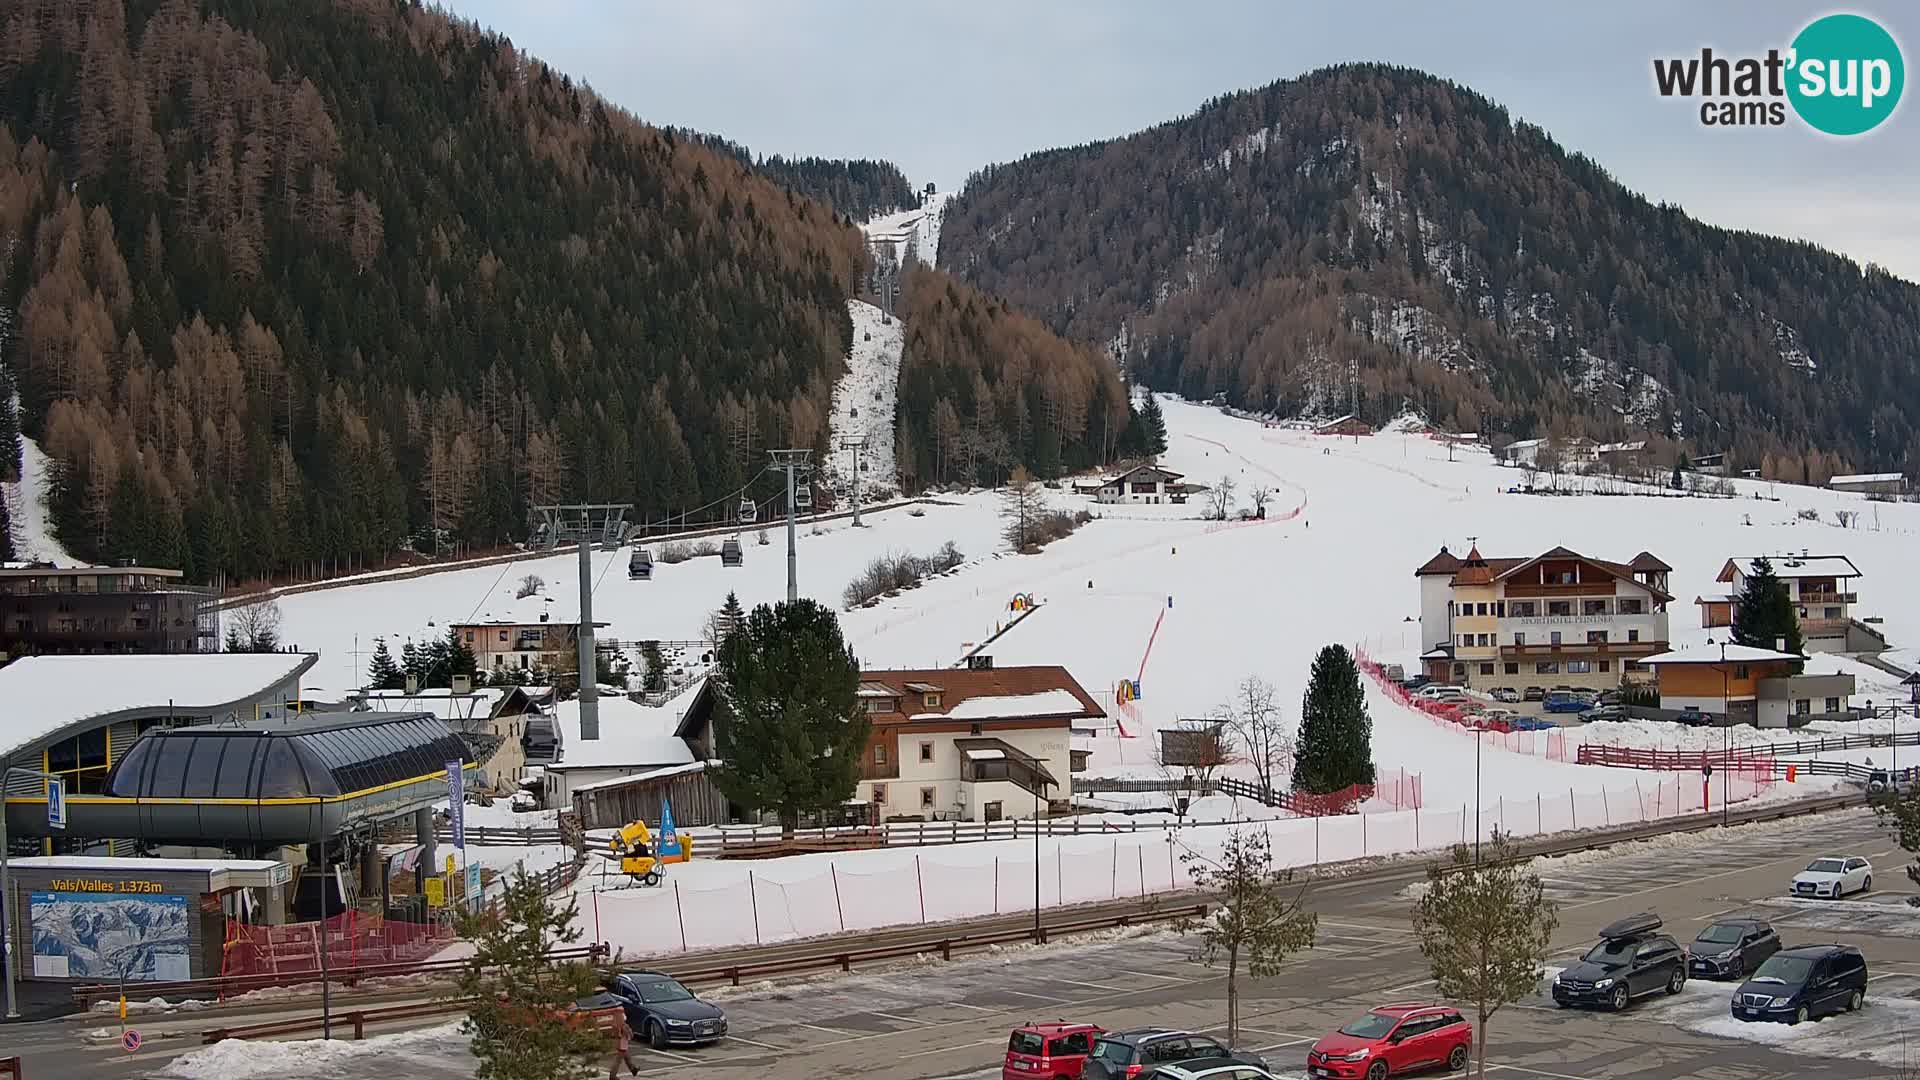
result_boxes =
[822,300,904,499]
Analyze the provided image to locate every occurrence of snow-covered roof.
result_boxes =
[355,687,507,722]
[962,747,1006,761]
[1596,440,1647,454]
[942,689,1087,720]
[571,761,707,792]
[1722,555,1861,580]
[5,855,282,871]
[1641,645,1805,665]
[1829,472,1905,485]
[547,694,695,770]
[0,653,317,759]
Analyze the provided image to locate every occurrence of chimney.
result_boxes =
[1775,637,1786,653]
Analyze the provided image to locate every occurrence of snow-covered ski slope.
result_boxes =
[279,395,1920,803]
[2,434,79,565]
[822,299,902,493]
[862,191,950,268]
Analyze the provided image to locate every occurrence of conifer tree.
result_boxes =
[400,639,427,688]
[1730,556,1804,667]
[366,638,404,690]
[1294,644,1375,794]
[639,640,667,692]
[444,626,479,686]
[454,869,604,1080]
[719,591,746,641]
[709,599,868,835]
[1138,393,1169,456]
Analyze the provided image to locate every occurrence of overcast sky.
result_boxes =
[443,2,1918,281]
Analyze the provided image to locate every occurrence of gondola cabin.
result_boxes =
[794,484,813,511]
[627,546,653,580]
[737,497,758,525]
[720,536,744,567]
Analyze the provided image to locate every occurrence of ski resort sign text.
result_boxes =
[1653,13,1904,134]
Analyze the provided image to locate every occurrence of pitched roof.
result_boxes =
[1629,552,1673,572]
[1641,644,1805,665]
[1106,463,1185,483]
[1717,555,1862,582]
[862,665,1105,723]
[1414,547,1463,576]
[1442,546,1674,602]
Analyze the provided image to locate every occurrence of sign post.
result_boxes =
[46,776,65,831]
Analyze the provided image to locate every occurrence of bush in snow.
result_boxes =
[514,574,545,599]
[842,542,965,608]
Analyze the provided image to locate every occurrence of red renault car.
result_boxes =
[1004,1021,1103,1080]
[1305,1003,1471,1079]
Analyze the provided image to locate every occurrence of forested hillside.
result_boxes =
[673,130,919,221]
[941,64,1920,478]
[0,0,868,582]
[893,266,1135,491]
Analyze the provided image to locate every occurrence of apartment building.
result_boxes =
[0,563,216,659]
[1696,554,1879,654]
[1415,545,1672,691]
[451,617,609,674]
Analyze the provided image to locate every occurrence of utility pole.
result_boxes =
[769,450,813,604]
[533,503,630,740]
[839,434,869,527]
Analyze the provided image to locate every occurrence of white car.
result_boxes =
[1791,856,1872,899]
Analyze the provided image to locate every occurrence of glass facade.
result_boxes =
[105,718,468,800]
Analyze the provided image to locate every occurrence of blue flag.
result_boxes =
[656,798,681,858]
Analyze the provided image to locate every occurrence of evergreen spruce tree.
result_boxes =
[719,591,746,641]
[366,639,404,690]
[223,625,246,653]
[1730,556,1804,666]
[1294,644,1376,794]
[454,869,604,1080]
[1139,393,1169,456]
[400,639,427,688]
[639,640,667,692]
[435,626,478,688]
[709,599,868,834]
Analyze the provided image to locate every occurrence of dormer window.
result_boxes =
[924,693,942,708]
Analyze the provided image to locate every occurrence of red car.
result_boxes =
[1305,1003,1472,1079]
[1003,1021,1102,1080]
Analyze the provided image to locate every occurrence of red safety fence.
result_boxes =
[1216,767,1422,815]
[1576,745,1779,771]
[220,912,454,982]
[1354,648,1572,761]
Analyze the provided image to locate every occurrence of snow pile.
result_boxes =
[156,1021,467,1079]
[1,434,79,565]
[550,695,695,770]
[824,299,903,494]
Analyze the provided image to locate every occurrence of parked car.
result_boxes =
[1304,1004,1471,1079]
[1582,705,1629,723]
[1551,913,1686,1010]
[1523,686,1547,702]
[1141,1056,1278,1079]
[1791,856,1872,898]
[1781,853,1873,895]
[1005,1021,1102,1079]
[1489,687,1521,703]
[1689,918,1781,979]
[1732,944,1868,1024]
[1400,675,1433,692]
[605,971,728,1047]
[1414,685,1463,699]
[1480,708,1520,723]
[1543,691,1593,714]
[1598,689,1625,706]
[1082,1030,1239,1080]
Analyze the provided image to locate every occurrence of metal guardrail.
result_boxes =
[201,998,477,1044]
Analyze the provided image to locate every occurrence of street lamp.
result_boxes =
[1711,638,1729,826]
[1,764,61,1020]
[1033,779,1049,944]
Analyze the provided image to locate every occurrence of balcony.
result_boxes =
[1795,591,1856,605]
[1503,581,1617,598]
[956,737,1058,797]
[1501,640,1668,658]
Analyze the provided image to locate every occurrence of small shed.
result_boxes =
[1314,414,1373,437]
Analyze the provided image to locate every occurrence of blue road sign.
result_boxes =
[46,776,66,830]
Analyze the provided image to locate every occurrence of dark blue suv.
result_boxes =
[1733,945,1867,1025]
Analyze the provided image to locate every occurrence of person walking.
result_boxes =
[608,1010,640,1079]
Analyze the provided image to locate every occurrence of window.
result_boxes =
[1826,697,1841,713]
[1505,663,1520,675]
[145,737,195,798]
[1480,663,1494,675]
[1548,601,1572,616]
[1627,629,1640,643]
[1625,660,1646,672]
[1735,664,1750,679]
[920,786,936,808]
[1476,603,1489,616]
[1451,664,1465,677]
[1550,631,1563,645]
[1568,661,1592,674]
[1587,630,1609,643]
[873,744,888,765]
[1583,600,1609,616]
[1460,633,1471,647]
[1495,601,1506,617]
[1052,1033,1093,1056]
[1476,634,1490,647]
[499,630,509,642]
[1598,660,1611,673]
[465,630,475,643]
[865,698,894,714]
[1617,598,1643,614]
[216,739,265,798]
[256,740,308,798]
[1513,632,1527,646]
[872,783,887,804]
[1536,661,1560,674]
[1796,699,1811,716]
[1511,601,1537,617]
[924,693,942,707]
[1824,607,1841,619]
[918,741,934,763]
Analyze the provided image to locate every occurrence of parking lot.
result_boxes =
[15,807,1912,1079]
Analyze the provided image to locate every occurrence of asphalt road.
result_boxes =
[10,806,1916,1080]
